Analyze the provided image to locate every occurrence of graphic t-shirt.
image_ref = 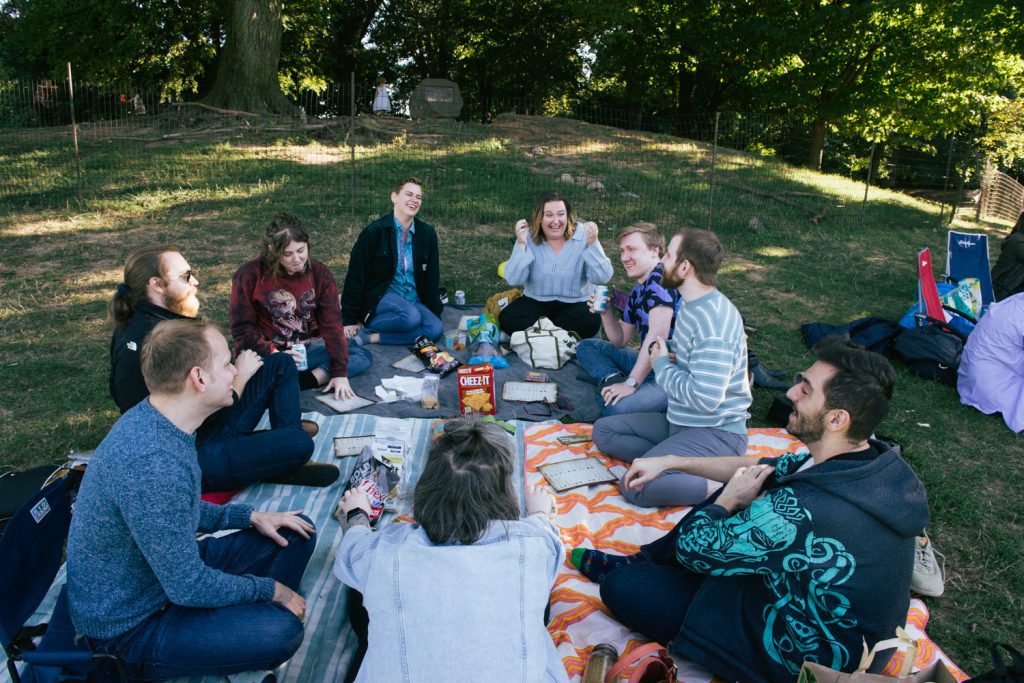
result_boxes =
[622,263,681,340]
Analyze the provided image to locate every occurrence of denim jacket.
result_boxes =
[334,515,569,682]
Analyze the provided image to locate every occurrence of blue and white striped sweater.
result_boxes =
[653,289,751,434]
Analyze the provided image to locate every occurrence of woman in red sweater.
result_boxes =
[231,213,372,399]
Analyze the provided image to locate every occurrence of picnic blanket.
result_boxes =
[299,304,605,424]
[3,418,968,683]
[525,423,970,682]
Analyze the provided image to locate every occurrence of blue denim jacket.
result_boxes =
[334,516,569,682]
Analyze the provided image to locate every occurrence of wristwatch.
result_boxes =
[625,377,637,388]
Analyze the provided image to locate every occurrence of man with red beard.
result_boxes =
[570,337,928,683]
[592,228,751,507]
[109,245,336,492]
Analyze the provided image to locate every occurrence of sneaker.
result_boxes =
[911,533,945,597]
[263,461,340,488]
[300,419,320,438]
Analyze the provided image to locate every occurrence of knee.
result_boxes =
[262,352,298,385]
[618,477,646,507]
[591,417,617,455]
[255,613,305,669]
[280,519,317,562]
[421,312,443,340]
[347,346,372,377]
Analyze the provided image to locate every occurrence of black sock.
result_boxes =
[570,548,639,583]
[298,370,319,390]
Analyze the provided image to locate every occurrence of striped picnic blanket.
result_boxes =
[525,423,969,682]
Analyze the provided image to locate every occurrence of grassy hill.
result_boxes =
[1,112,1021,673]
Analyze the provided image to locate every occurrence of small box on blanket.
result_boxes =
[458,363,495,415]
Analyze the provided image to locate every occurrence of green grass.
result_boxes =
[1,113,1022,673]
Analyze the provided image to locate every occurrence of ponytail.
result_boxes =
[109,245,177,327]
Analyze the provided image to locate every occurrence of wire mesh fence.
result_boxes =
[0,75,998,236]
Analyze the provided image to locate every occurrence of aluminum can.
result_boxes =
[292,342,308,371]
[592,285,610,312]
[455,290,466,305]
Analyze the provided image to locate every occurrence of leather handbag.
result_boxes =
[605,642,677,683]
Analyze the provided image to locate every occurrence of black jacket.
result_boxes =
[341,213,442,326]
[109,301,190,414]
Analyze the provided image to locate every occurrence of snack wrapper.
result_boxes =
[337,446,400,524]
[411,336,462,376]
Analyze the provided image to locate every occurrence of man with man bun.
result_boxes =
[108,244,336,491]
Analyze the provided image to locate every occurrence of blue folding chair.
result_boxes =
[946,230,995,307]
[0,470,125,683]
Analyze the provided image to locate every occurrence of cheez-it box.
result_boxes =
[457,363,495,415]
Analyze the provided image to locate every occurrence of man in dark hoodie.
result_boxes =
[570,337,928,682]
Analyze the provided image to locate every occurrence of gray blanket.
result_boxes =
[300,305,604,423]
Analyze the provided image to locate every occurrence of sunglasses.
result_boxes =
[178,269,197,283]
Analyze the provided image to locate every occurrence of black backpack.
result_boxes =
[892,317,966,386]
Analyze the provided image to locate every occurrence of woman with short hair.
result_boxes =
[230,213,371,399]
[499,189,613,338]
[334,418,568,683]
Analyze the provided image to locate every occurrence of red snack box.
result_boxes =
[457,363,496,415]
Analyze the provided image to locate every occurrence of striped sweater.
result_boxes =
[652,289,751,434]
[503,223,613,302]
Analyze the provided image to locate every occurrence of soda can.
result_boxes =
[455,290,466,305]
[292,342,308,371]
[592,285,609,312]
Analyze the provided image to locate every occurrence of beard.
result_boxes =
[788,407,826,444]
[164,289,200,318]
[662,264,685,289]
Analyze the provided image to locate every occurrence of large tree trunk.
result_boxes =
[202,0,297,115]
[807,117,828,170]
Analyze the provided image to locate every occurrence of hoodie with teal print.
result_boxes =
[661,440,928,683]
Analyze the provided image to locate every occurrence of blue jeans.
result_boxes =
[91,522,316,682]
[197,353,313,492]
[575,339,668,416]
[367,290,443,345]
[305,337,372,378]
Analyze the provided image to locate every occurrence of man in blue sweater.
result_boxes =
[69,319,317,680]
[572,338,929,682]
[593,228,752,507]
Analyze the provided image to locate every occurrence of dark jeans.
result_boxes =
[91,522,316,682]
[599,516,705,645]
[197,352,313,492]
[498,296,601,339]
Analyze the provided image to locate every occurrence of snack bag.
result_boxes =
[335,446,400,524]
[465,314,509,368]
[457,363,496,415]
[410,336,462,376]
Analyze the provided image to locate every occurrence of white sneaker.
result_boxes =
[911,533,945,597]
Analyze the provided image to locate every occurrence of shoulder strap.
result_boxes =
[606,642,668,682]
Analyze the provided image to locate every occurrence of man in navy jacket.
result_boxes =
[571,337,929,682]
[341,177,444,346]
